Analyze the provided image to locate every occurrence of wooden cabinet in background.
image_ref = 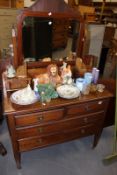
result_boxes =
[0,8,17,52]
[52,20,70,50]
[68,0,92,6]
[0,0,16,8]
[16,0,24,9]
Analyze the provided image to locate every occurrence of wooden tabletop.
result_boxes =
[2,72,113,116]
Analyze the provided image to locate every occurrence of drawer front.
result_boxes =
[18,124,100,152]
[66,100,108,117]
[16,111,104,139]
[52,40,67,49]
[53,33,68,41]
[53,25,68,32]
[15,108,64,127]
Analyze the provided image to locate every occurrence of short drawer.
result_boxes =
[53,33,68,41]
[52,40,67,49]
[53,25,68,32]
[66,100,108,117]
[18,124,100,152]
[16,111,104,139]
[15,108,64,127]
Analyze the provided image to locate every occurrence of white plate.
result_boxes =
[57,85,80,99]
[10,89,38,105]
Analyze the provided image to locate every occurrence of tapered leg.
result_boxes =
[14,152,21,169]
[93,132,102,148]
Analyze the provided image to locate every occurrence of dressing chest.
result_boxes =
[3,79,112,168]
[2,0,113,169]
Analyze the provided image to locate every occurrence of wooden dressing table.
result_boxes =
[3,72,113,168]
[2,0,113,169]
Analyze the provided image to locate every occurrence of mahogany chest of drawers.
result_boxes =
[4,90,112,169]
[52,19,69,50]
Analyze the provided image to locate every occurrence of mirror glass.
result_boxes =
[22,17,80,62]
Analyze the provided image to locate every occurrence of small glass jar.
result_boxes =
[84,72,93,85]
[82,83,90,95]
[76,78,84,92]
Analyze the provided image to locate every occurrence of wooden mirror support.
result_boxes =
[15,0,85,68]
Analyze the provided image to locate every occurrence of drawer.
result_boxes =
[53,25,68,32]
[53,20,69,26]
[15,108,64,127]
[16,111,104,139]
[53,33,68,41]
[52,40,67,49]
[18,124,100,152]
[66,100,108,117]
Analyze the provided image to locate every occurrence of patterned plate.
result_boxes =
[57,85,80,99]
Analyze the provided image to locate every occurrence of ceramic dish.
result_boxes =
[97,84,105,93]
[57,85,80,99]
[10,86,38,105]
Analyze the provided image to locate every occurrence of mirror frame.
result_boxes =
[15,0,85,68]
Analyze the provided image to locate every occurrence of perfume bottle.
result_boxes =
[93,69,100,84]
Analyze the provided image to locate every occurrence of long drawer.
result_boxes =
[14,108,64,127]
[66,99,108,117]
[18,124,100,152]
[16,111,104,139]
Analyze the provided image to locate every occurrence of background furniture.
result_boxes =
[0,8,17,54]
[0,0,23,8]
[52,19,70,50]
[101,79,116,127]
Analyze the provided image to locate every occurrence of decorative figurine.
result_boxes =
[47,64,61,87]
[35,64,61,87]
[7,64,16,78]
[60,62,73,85]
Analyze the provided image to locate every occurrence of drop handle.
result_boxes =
[37,139,42,144]
[85,106,90,111]
[37,127,43,133]
[81,129,85,134]
[37,115,44,121]
[84,117,88,123]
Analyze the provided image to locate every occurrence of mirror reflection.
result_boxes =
[22,17,80,62]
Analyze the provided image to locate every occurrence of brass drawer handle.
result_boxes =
[98,101,103,105]
[37,139,42,144]
[84,117,88,123]
[81,129,85,134]
[37,115,44,121]
[37,127,43,133]
[85,106,89,111]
